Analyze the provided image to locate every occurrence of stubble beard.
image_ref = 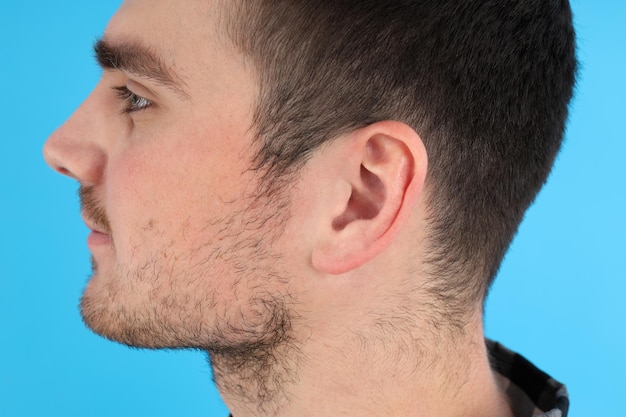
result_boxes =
[78,185,302,413]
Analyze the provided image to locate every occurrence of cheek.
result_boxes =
[105,140,250,267]
[106,147,193,260]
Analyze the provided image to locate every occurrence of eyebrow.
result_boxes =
[94,38,189,99]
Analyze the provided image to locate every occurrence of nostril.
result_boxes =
[43,125,106,185]
[43,139,80,181]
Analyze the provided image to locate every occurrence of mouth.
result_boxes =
[82,214,112,247]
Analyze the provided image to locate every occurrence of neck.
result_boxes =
[209,339,300,416]
[211,308,513,417]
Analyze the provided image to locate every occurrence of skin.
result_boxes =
[44,0,290,351]
[44,1,515,416]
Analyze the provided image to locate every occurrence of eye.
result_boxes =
[113,86,153,113]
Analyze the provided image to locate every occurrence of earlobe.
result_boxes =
[311,121,427,275]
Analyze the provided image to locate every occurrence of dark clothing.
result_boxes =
[488,340,569,417]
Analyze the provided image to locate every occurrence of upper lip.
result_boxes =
[81,213,109,234]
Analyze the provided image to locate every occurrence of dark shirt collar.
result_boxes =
[488,340,569,417]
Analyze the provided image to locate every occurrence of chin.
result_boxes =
[79,268,294,351]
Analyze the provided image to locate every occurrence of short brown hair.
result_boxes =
[224,0,577,316]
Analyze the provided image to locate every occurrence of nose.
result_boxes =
[43,88,108,186]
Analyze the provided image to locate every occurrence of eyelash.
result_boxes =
[113,86,153,113]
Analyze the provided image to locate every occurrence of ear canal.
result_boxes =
[332,165,386,231]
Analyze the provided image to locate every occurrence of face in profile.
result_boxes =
[43,0,302,351]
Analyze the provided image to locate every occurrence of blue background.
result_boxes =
[1,1,624,416]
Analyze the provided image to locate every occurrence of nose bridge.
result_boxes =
[43,86,109,186]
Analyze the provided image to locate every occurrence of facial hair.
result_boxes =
[79,187,111,275]
[77,184,301,412]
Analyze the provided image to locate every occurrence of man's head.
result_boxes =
[43,0,575,360]
[44,0,299,353]
[226,0,577,314]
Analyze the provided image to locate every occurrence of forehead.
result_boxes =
[104,0,255,105]
[114,0,230,31]
[110,0,221,41]
[106,1,235,74]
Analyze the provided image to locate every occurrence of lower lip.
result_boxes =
[87,231,112,248]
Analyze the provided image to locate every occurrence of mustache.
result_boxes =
[79,186,112,235]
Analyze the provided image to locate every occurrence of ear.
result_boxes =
[311,121,427,275]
